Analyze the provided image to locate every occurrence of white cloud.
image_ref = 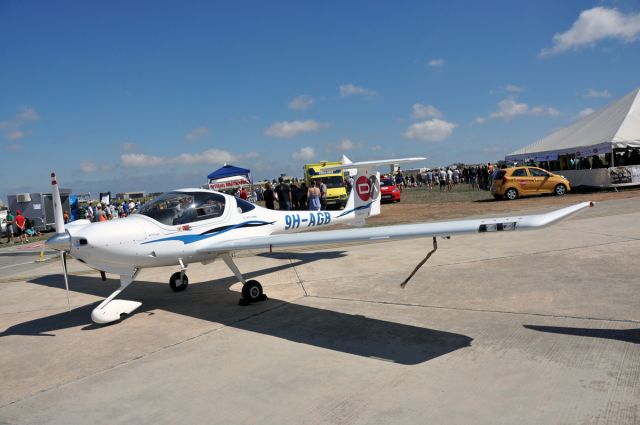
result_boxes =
[337,138,356,151]
[411,103,442,119]
[0,106,39,138]
[5,130,24,140]
[506,84,524,93]
[288,95,315,110]
[80,161,98,173]
[121,149,239,168]
[540,7,640,56]
[371,145,382,152]
[584,88,611,98]
[339,83,377,98]
[184,126,209,143]
[475,97,560,123]
[245,151,260,159]
[292,146,315,161]
[427,58,445,67]
[121,142,137,152]
[578,108,595,118]
[5,143,21,152]
[404,118,457,142]
[264,120,326,138]
[18,106,39,122]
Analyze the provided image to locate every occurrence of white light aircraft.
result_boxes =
[45,158,593,324]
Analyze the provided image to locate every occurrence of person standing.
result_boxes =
[263,183,275,209]
[239,187,248,200]
[14,210,28,243]
[5,209,14,243]
[319,179,327,211]
[299,182,308,210]
[275,177,292,211]
[308,181,321,211]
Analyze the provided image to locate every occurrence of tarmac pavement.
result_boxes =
[0,198,638,424]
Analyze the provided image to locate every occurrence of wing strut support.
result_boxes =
[220,252,268,305]
[400,237,438,288]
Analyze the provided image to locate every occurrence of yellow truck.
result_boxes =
[303,161,348,209]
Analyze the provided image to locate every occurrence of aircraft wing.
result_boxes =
[197,202,592,254]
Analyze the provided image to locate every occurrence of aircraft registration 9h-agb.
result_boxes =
[45,158,593,325]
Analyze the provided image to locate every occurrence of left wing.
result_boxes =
[198,202,592,254]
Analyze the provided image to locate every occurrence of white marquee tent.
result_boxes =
[505,87,640,187]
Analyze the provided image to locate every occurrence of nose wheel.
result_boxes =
[169,271,189,292]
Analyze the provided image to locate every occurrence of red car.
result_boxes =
[380,178,401,203]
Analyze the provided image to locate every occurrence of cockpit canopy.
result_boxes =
[138,191,226,226]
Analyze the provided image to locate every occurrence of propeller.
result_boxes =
[45,172,72,311]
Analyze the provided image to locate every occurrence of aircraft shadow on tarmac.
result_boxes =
[1,251,473,365]
[524,325,640,344]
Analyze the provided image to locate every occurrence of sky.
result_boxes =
[1,0,640,200]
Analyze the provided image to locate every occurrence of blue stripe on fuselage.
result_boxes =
[141,220,274,245]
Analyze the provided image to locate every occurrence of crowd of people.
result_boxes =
[77,200,142,222]
[393,164,496,192]
[2,209,40,244]
[259,177,329,211]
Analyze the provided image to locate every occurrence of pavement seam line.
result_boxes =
[306,295,640,324]
[0,295,305,410]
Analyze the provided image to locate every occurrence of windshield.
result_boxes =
[138,191,226,225]
[380,179,394,187]
[313,176,344,188]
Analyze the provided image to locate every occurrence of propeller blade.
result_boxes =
[61,252,71,311]
[51,172,65,234]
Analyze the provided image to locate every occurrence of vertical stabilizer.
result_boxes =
[344,165,381,226]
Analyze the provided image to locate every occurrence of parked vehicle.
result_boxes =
[491,167,570,200]
[303,161,348,209]
[380,178,401,203]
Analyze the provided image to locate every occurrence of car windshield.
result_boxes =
[138,191,226,225]
[381,179,394,187]
[314,176,344,188]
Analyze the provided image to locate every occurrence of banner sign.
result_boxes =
[208,176,251,190]
[610,165,640,186]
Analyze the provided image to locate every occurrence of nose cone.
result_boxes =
[46,232,71,252]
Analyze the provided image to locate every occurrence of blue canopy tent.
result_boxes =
[207,164,251,180]
[207,164,252,193]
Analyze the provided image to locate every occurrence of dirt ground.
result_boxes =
[368,185,640,226]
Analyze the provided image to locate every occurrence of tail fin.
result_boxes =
[343,166,381,226]
[338,156,425,225]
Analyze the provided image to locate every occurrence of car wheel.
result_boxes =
[554,184,567,196]
[505,188,518,200]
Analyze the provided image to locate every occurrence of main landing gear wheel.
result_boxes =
[239,280,267,305]
[169,272,189,292]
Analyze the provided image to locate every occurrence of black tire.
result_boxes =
[554,184,567,196]
[169,272,189,292]
[241,280,264,302]
[505,188,518,200]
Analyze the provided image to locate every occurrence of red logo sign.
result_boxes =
[356,176,370,201]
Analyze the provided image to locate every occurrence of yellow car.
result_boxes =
[491,166,571,200]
